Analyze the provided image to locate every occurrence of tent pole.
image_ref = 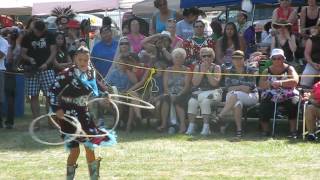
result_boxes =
[251,4,255,26]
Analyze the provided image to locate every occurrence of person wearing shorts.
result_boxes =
[21,20,56,119]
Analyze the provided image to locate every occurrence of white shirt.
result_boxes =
[0,36,9,70]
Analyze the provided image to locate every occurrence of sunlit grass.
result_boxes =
[1,105,320,179]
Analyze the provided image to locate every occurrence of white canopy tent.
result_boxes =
[132,0,180,16]
[0,1,32,15]
[32,0,119,15]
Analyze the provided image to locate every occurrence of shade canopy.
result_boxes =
[180,0,305,8]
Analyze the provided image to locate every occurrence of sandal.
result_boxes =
[236,130,243,138]
[156,126,166,132]
[212,115,221,123]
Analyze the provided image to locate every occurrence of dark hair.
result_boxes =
[33,20,46,32]
[193,20,205,27]
[264,21,272,33]
[221,22,240,53]
[102,16,112,27]
[182,8,200,17]
[55,32,67,51]
[210,20,222,36]
[26,16,39,30]
[154,0,167,8]
[128,17,141,33]
[100,25,111,34]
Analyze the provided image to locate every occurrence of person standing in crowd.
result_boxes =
[165,19,183,49]
[127,17,145,54]
[185,47,222,136]
[259,48,299,138]
[91,26,118,78]
[300,0,319,37]
[271,20,297,64]
[300,23,320,88]
[176,8,200,40]
[21,20,56,121]
[210,20,223,41]
[2,29,21,129]
[182,20,215,68]
[52,32,72,74]
[150,0,180,34]
[272,0,298,34]
[235,10,250,35]
[0,29,9,128]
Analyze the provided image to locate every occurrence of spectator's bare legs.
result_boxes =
[175,105,186,133]
[30,95,40,118]
[126,107,135,133]
[218,94,237,118]
[233,104,243,131]
[158,100,169,131]
[306,105,317,133]
[67,147,80,166]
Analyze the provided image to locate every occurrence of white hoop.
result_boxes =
[87,97,120,131]
[29,114,80,145]
[109,94,155,110]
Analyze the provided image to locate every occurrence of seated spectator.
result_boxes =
[271,20,297,64]
[300,23,320,88]
[216,22,245,66]
[185,47,222,136]
[182,20,215,67]
[304,81,320,141]
[142,32,173,69]
[216,50,259,138]
[157,48,191,133]
[105,56,137,93]
[272,0,298,34]
[300,0,319,37]
[259,48,299,138]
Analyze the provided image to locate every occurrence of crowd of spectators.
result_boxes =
[1,0,320,141]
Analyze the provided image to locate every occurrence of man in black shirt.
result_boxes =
[21,20,56,120]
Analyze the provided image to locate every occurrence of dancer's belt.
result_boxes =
[61,96,88,106]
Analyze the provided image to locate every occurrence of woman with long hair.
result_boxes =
[216,22,245,66]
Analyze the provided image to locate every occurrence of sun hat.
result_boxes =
[272,20,292,29]
[270,48,286,59]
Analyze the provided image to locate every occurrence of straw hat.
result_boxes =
[272,20,292,29]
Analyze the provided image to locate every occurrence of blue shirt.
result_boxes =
[91,39,118,77]
[105,68,131,93]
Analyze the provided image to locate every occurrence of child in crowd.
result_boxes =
[49,46,116,180]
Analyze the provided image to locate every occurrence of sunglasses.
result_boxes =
[120,42,130,45]
[272,57,284,61]
[202,54,212,58]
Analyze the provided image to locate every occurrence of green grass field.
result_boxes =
[1,105,320,180]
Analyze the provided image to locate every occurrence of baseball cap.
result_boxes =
[270,48,286,59]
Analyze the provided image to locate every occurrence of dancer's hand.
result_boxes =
[56,109,64,119]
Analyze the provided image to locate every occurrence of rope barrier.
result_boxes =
[3,55,320,77]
